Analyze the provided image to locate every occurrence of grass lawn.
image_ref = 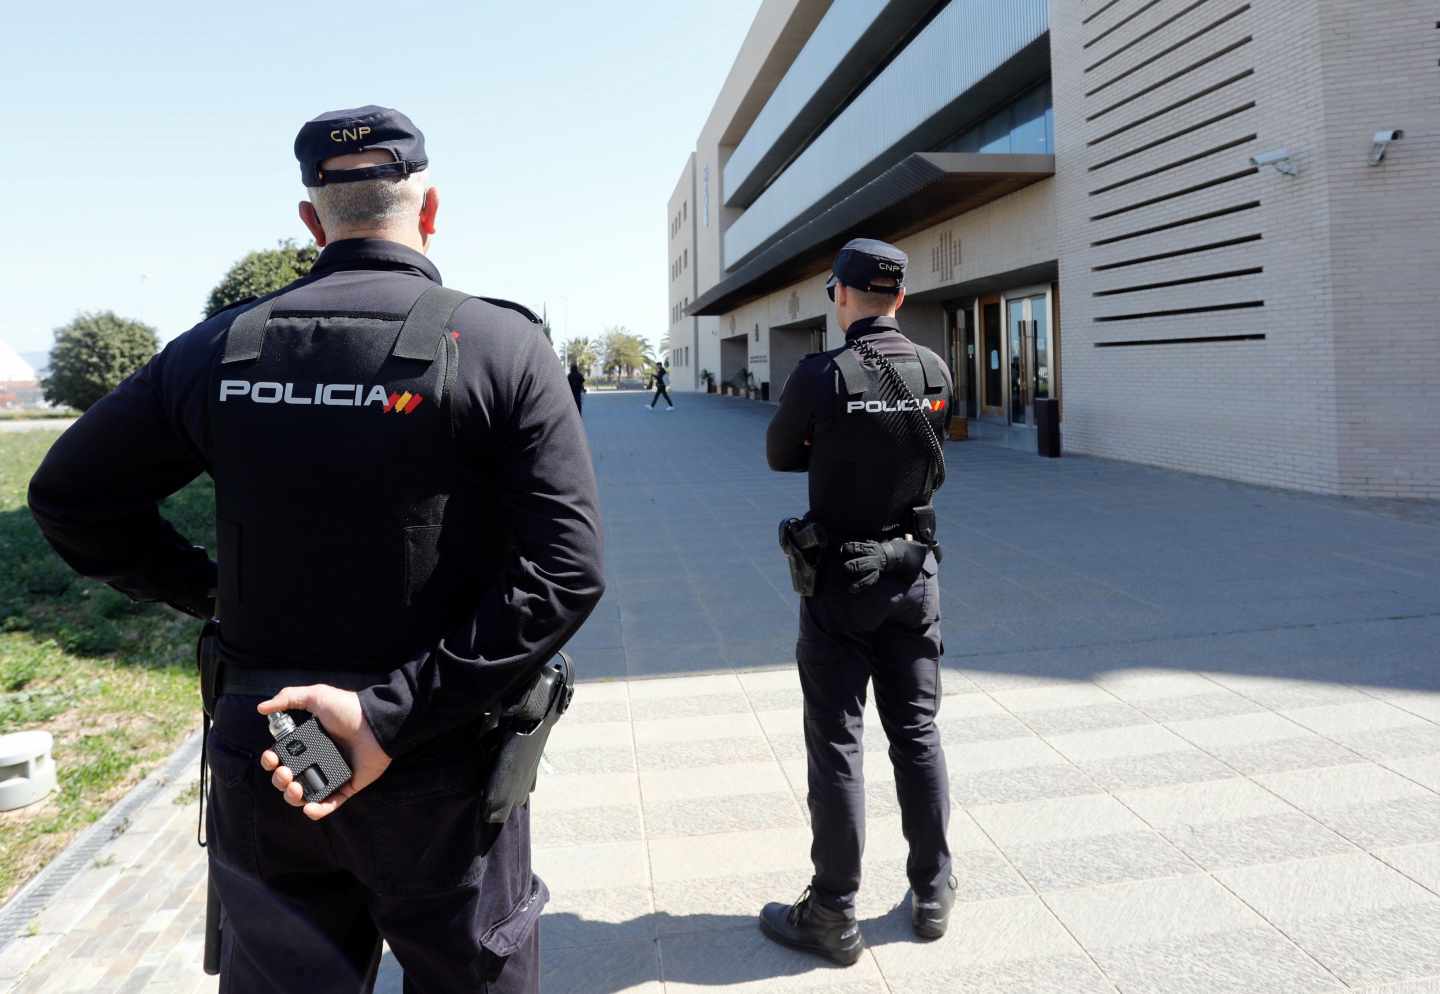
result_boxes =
[0,430,212,905]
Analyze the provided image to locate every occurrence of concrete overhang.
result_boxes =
[689,152,1055,317]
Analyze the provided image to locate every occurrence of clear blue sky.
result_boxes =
[0,1,761,356]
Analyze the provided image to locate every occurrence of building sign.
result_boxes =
[932,230,962,284]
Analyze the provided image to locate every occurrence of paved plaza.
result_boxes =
[3,391,1440,993]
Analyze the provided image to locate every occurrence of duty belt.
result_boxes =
[218,667,380,696]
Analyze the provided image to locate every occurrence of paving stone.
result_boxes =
[635,736,776,770]
[950,763,1098,806]
[1285,901,1440,988]
[1257,763,1431,816]
[1163,812,1356,870]
[1281,701,1429,738]
[1078,750,1236,791]
[541,885,655,950]
[531,804,644,848]
[644,791,804,838]
[1117,777,1294,828]
[1045,874,1265,949]
[1377,843,1440,896]
[1008,830,1196,892]
[1318,797,1440,850]
[1166,711,1316,751]
[883,953,1118,994]
[865,895,1081,974]
[970,793,1146,848]
[1089,925,1343,994]
[540,937,661,994]
[1208,736,1363,776]
[1133,692,1269,723]
[660,925,887,993]
[1045,723,1194,763]
[1217,853,1435,927]
[1020,703,1154,737]
[1333,725,1440,763]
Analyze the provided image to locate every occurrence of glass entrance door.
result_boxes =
[1003,291,1053,427]
[980,296,1004,420]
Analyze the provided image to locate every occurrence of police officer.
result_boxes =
[760,238,957,964]
[28,106,605,993]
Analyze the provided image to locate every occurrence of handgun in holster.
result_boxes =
[779,517,828,597]
[910,504,943,563]
[482,651,575,824]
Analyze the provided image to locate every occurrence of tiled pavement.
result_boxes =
[4,392,1440,992]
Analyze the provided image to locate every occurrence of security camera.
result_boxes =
[1370,130,1404,165]
[1250,150,1298,176]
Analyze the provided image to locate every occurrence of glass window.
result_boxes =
[1010,84,1051,155]
[938,82,1054,157]
[978,110,1011,154]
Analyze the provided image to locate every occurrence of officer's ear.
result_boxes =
[893,287,906,314]
[419,187,440,242]
[298,201,328,248]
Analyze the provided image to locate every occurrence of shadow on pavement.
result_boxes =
[373,904,930,992]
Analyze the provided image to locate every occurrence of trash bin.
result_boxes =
[761,381,770,402]
[1035,399,1061,458]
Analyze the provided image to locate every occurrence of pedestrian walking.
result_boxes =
[763,238,956,964]
[568,362,586,413]
[28,105,605,994]
[647,361,675,410]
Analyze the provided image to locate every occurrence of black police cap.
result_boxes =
[827,238,908,299]
[295,105,428,187]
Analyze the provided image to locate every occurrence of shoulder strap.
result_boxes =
[393,285,473,361]
[831,348,867,399]
[220,297,280,365]
[917,348,947,395]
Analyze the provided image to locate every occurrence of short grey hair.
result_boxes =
[306,169,430,232]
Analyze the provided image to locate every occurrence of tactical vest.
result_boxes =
[207,284,472,669]
[808,340,949,538]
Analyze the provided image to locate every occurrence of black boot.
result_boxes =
[911,875,958,940]
[758,888,864,966]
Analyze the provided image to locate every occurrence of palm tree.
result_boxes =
[601,327,654,380]
[566,337,598,376]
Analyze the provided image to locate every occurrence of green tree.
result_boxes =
[600,327,654,380]
[42,312,159,412]
[204,240,319,318]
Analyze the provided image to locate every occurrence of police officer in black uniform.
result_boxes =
[28,106,604,994]
[760,239,957,964]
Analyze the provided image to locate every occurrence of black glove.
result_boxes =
[838,538,928,593]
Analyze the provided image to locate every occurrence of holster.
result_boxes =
[196,620,222,719]
[910,504,943,563]
[482,651,574,824]
[778,517,827,597]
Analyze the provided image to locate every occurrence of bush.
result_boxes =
[41,312,159,412]
[204,240,319,318]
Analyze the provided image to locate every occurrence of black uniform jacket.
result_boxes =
[767,315,953,537]
[28,239,605,757]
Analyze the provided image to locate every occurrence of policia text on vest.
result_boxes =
[27,105,604,994]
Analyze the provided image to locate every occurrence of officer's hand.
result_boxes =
[256,685,392,822]
[839,540,886,593]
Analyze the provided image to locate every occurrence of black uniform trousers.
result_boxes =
[649,385,673,408]
[797,558,952,913]
[206,696,544,994]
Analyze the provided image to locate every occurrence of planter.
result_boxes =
[947,417,969,442]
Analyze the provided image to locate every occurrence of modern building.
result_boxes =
[666,0,1439,498]
[0,343,42,409]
